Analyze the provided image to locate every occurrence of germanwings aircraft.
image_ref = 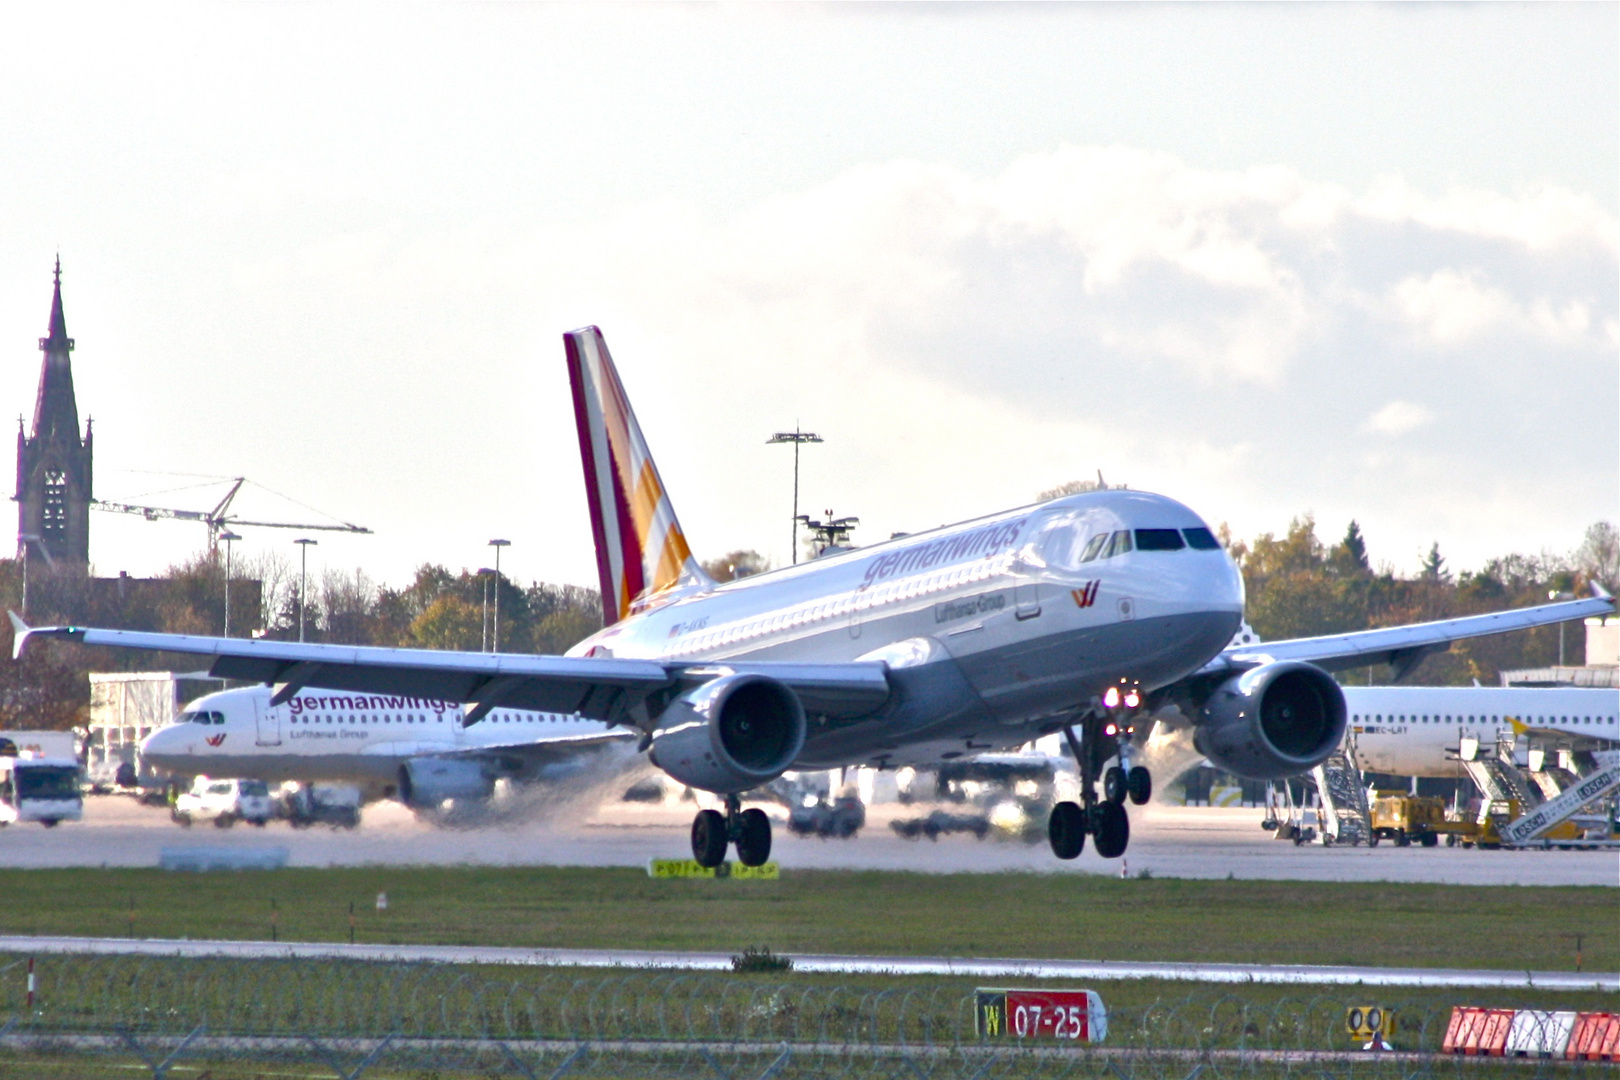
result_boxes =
[139,686,628,809]
[12,327,1613,867]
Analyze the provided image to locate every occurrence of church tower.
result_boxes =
[16,258,92,567]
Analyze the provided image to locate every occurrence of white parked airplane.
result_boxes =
[12,327,1613,867]
[139,685,630,808]
[1344,685,1619,778]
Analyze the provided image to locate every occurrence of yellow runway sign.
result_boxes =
[647,859,780,880]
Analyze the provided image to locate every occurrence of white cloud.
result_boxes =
[1362,401,1435,437]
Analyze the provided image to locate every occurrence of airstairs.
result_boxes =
[1501,750,1620,847]
[1310,732,1371,846]
[1460,737,1541,812]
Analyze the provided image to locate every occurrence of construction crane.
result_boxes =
[93,477,372,548]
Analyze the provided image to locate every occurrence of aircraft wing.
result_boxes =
[8,618,891,727]
[1197,587,1614,681]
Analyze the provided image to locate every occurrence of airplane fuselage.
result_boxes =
[569,490,1245,767]
[141,686,615,794]
[1345,685,1619,778]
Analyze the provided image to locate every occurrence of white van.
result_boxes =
[172,776,275,828]
[0,754,84,827]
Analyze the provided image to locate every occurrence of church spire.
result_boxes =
[31,256,80,443]
[17,258,92,566]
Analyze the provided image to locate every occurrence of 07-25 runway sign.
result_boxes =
[976,988,1107,1043]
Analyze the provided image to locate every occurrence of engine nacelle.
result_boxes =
[397,757,492,808]
[1193,661,1347,779]
[649,674,806,794]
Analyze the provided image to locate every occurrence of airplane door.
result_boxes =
[254,698,281,747]
[849,592,868,639]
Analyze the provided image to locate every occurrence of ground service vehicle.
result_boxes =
[172,776,275,828]
[1368,793,1453,846]
[0,754,82,827]
[278,782,362,829]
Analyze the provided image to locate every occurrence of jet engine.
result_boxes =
[649,673,806,794]
[397,758,493,808]
[1193,661,1347,779]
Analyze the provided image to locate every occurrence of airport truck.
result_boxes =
[171,777,275,828]
[0,753,84,828]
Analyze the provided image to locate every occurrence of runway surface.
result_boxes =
[1,793,1613,885]
[4,934,1612,991]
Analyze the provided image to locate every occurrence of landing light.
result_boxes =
[1104,723,1118,737]
[1124,690,1141,709]
[1103,687,1120,709]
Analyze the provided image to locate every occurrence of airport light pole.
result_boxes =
[295,538,318,642]
[477,567,495,651]
[220,530,241,637]
[767,428,823,564]
[488,540,510,651]
[16,533,42,616]
[1550,590,1576,665]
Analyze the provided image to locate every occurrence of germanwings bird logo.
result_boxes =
[204,733,226,747]
[565,327,711,624]
[1071,581,1101,609]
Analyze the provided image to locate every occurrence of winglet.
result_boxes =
[1590,580,1613,602]
[8,611,29,659]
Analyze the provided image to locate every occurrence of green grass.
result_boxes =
[0,866,1611,974]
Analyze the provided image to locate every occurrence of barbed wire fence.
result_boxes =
[0,954,1605,1079]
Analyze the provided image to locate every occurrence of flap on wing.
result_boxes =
[1200,590,1614,678]
[10,620,894,724]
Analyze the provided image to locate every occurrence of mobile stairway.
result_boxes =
[1310,732,1371,846]
[1501,750,1620,848]
[1459,735,1541,812]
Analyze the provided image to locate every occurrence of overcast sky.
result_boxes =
[1,3,1614,593]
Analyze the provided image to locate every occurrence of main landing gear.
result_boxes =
[691,795,773,869]
[1047,696,1151,862]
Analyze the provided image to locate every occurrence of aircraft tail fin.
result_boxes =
[564,327,712,626]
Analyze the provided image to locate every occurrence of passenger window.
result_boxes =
[1183,527,1220,550]
[1134,529,1185,551]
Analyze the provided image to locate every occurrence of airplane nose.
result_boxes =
[140,725,188,766]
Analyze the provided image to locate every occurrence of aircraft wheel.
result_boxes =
[1047,801,1086,860]
[1103,767,1128,805]
[1127,766,1152,806]
[735,808,772,867]
[1092,801,1130,859]
[691,808,728,869]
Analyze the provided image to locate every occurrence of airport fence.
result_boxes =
[0,953,1606,1079]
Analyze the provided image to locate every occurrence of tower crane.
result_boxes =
[92,477,371,548]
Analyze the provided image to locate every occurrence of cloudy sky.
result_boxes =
[1,3,1614,593]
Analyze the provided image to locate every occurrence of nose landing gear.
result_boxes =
[1046,698,1150,862]
[690,795,774,869]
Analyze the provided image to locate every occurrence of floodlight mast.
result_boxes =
[766,429,823,565]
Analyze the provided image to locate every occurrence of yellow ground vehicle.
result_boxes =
[1368,793,1470,847]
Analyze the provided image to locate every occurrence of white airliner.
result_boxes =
[139,686,629,808]
[1344,685,1619,778]
[12,326,1613,868]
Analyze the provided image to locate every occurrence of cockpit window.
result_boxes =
[1183,527,1220,550]
[1106,530,1133,558]
[1134,529,1185,551]
[1078,533,1109,563]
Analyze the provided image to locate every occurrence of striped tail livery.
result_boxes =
[565,327,713,625]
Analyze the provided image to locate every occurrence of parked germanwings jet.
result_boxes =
[12,328,1614,866]
[138,687,627,809]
